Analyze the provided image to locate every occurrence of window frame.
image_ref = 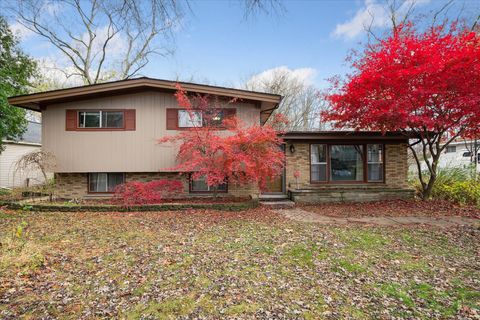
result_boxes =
[178,109,203,128]
[445,145,457,153]
[309,143,386,184]
[366,144,384,182]
[189,174,228,194]
[77,110,126,130]
[310,144,328,182]
[87,172,125,194]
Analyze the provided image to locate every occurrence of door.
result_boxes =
[264,145,285,194]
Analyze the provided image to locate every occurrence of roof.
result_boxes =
[2,121,41,146]
[282,131,415,141]
[21,121,42,144]
[8,77,282,124]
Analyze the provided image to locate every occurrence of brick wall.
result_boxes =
[55,172,256,199]
[284,142,410,190]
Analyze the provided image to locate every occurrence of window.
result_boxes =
[190,175,227,193]
[178,110,202,128]
[79,111,124,128]
[367,144,383,182]
[446,146,456,153]
[330,145,364,181]
[88,173,124,192]
[310,143,385,183]
[311,144,327,182]
[204,109,224,127]
[463,151,472,157]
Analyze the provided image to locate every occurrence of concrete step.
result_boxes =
[259,194,289,201]
[260,200,295,209]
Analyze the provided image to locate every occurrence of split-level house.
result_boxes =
[8,78,414,202]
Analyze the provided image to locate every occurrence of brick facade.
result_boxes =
[284,142,413,203]
[55,172,257,199]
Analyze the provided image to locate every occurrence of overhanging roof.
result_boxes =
[8,77,282,124]
[282,131,416,141]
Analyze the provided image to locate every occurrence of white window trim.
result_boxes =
[178,110,203,128]
[79,111,124,128]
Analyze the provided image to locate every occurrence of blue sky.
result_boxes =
[10,0,478,89]
[146,0,361,88]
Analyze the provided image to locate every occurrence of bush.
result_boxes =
[434,180,480,207]
[411,167,479,206]
[112,180,183,207]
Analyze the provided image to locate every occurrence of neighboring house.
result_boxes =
[439,140,480,171]
[8,77,413,202]
[0,121,44,188]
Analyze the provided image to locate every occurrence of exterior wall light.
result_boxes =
[290,144,295,154]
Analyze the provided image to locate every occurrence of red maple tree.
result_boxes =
[158,84,286,197]
[324,23,480,199]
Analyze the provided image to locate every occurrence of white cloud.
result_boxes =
[332,0,430,40]
[35,57,85,89]
[245,66,317,89]
[9,22,35,40]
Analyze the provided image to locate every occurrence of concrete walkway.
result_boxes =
[276,208,479,228]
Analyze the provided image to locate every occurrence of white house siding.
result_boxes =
[0,142,44,188]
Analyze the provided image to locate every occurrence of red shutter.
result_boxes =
[124,109,136,130]
[224,108,236,121]
[166,108,179,130]
[66,110,77,131]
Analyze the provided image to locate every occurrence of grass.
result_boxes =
[0,208,478,319]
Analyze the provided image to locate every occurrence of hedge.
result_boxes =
[0,200,259,212]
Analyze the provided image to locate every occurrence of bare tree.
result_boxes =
[244,67,330,131]
[14,150,56,201]
[363,0,480,43]
[6,0,184,85]
[243,0,285,19]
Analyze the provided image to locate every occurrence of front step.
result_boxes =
[259,194,289,202]
[260,200,295,209]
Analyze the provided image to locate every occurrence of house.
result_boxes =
[0,121,44,188]
[438,139,480,170]
[8,77,414,202]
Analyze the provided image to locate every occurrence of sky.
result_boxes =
[9,0,479,89]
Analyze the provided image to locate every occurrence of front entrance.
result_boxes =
[266,174,284,193]
[263,145,285,194]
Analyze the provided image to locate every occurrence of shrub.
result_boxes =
[434,180,480,207]
[410,167,480,207]
[112,180,183,207]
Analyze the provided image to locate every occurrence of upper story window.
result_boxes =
[79,111,124,128]
[167,108,236,130]
[445,145,456,153]
[178,110,202,128]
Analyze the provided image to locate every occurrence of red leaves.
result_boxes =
[324,23,480,138]
[159,84,286,192]
[112,180,183,207]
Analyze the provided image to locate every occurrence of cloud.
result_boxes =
[9,22,35,40]
[332,0,430,40]
[245,66,317,89]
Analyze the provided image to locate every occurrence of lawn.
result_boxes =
[0,208,479,319]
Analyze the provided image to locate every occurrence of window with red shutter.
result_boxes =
[166,108,179,130]
[124,109,136,130]
[65,110,77,131]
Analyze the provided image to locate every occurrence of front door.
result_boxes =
[266,174,283,193]
[264,145,285,194]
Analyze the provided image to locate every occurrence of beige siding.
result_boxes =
[42,92,261,173]
[0,143,44,188]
